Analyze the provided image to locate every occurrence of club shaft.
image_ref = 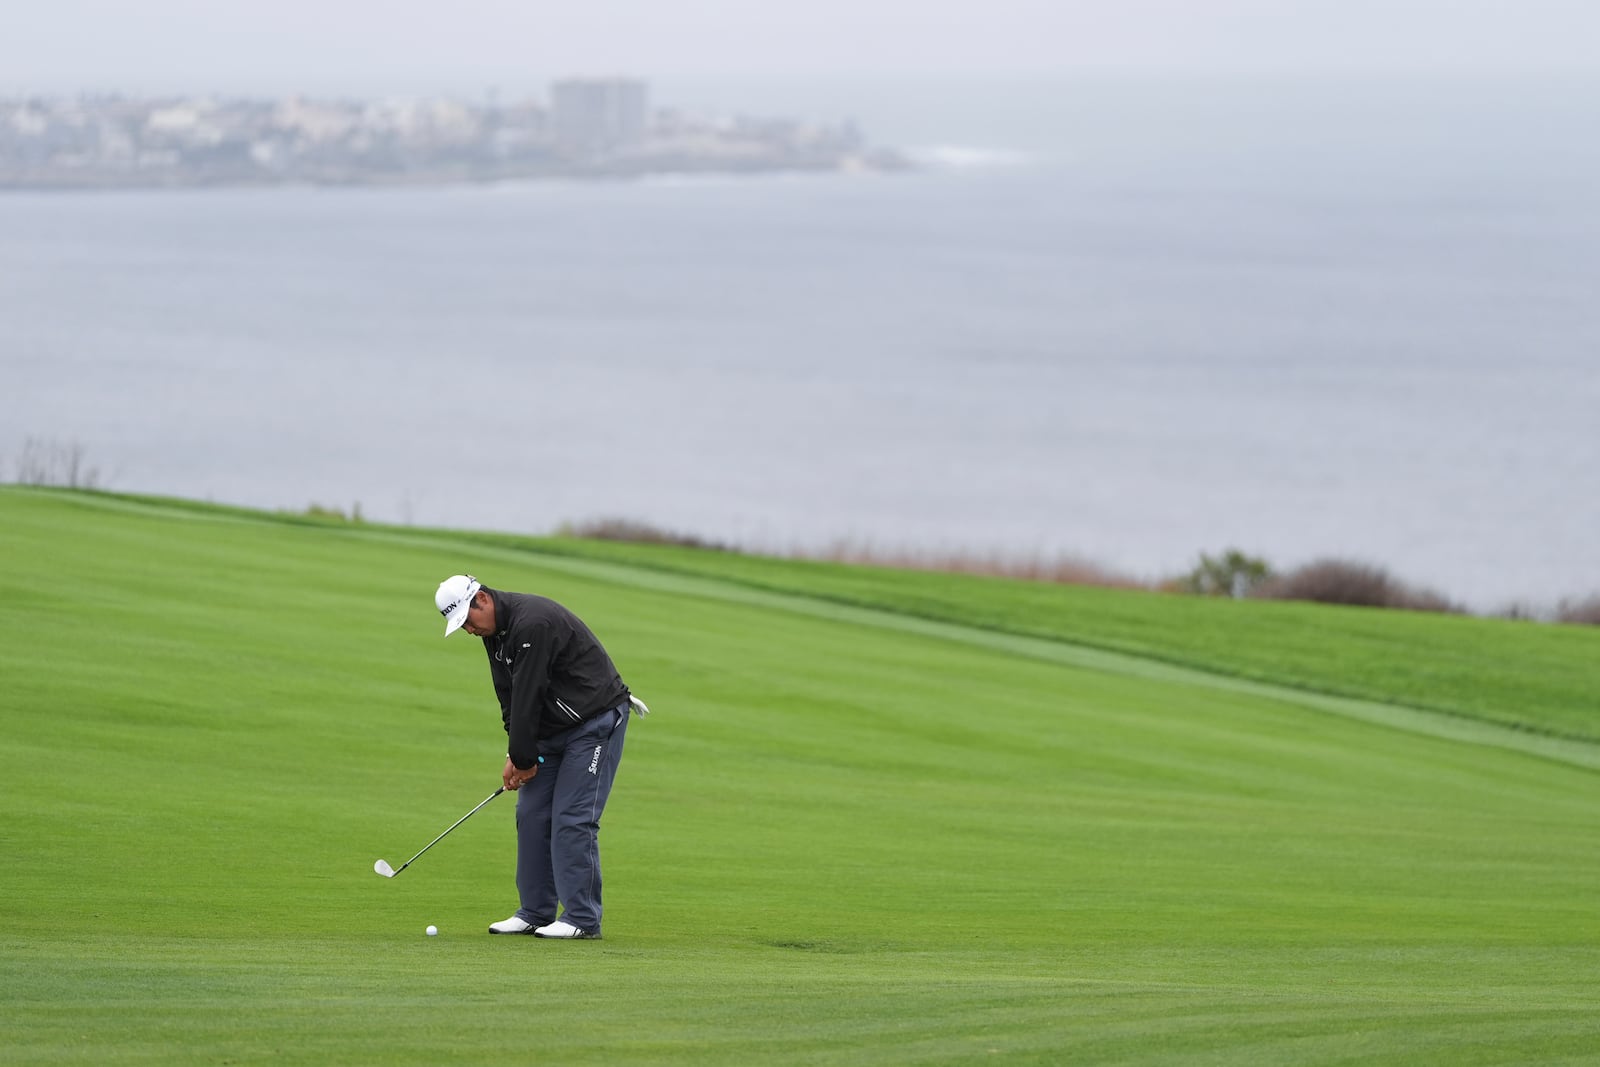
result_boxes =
[393,787,505,873]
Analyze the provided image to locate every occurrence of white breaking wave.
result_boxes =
[902,144,1032,169]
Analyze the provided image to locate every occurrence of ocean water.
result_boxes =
[3,78,1596,610]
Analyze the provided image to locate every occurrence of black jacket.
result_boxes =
[480,588,629,769]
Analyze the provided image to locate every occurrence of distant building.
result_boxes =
[0,89,903,189]
[549,78,648,155]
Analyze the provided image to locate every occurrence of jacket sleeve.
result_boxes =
[505,620,555,769]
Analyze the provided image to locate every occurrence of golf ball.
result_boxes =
[425,925,438,937]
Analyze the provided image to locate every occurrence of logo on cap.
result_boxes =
[435,574,481,635]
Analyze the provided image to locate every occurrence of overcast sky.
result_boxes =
[5,0,1599,97]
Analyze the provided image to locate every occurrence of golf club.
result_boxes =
[374,786,506,879]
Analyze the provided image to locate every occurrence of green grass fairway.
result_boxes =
[4,487,1599,1065]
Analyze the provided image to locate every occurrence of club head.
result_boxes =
[374,859,396,878]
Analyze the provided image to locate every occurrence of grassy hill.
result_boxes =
[3,487,1599,1065]
[467,532,1600,743]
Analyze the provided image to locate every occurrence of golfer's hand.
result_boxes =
[503,756,537,791]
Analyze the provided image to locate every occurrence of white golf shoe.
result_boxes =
[487,915,538,935]
[534,919,600,939]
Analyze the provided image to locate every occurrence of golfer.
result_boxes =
[434,573,638,939]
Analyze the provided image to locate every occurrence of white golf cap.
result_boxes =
[435,574,481,636]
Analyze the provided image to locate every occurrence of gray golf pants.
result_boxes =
[512,703,629,932]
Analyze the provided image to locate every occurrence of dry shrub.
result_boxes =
[1258,558,1459,613]
[806,540,1147,590]
[1491,602,1543,622]
[556,517,731,551]
[553,519,1140,588]
[12,437,104,488]
[1555,595,1600,626]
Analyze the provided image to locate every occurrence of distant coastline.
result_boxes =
[0,79,910,191]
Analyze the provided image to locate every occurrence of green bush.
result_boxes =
[1182,547,1273,598]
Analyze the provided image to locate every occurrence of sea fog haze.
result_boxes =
[3,77,1596,610]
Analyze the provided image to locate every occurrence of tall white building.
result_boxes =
[549,79,648,154]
